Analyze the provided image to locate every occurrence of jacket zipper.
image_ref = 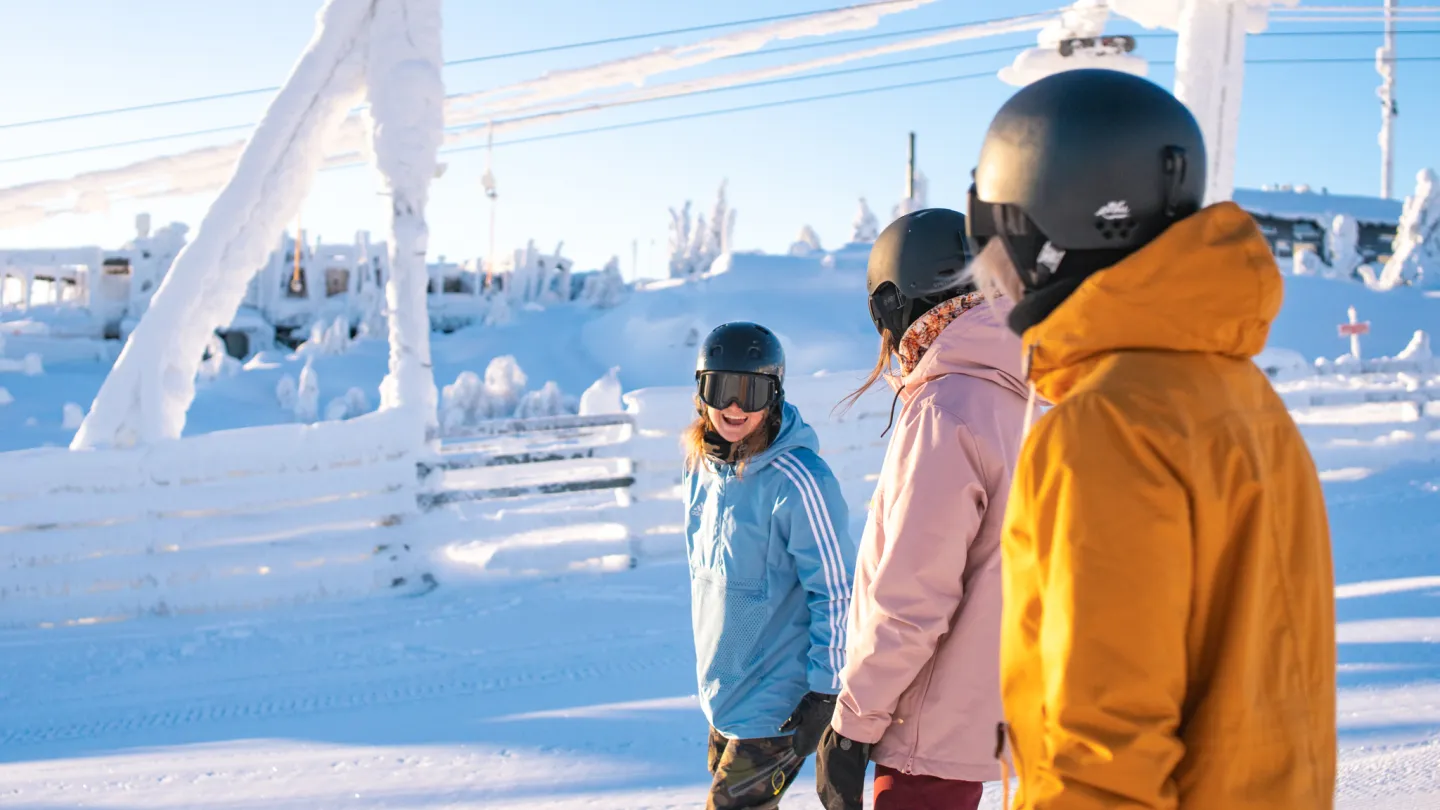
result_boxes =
[712,465,728,572]
[901,663,938,774]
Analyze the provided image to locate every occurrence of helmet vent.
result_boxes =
[1094,218,1135,242]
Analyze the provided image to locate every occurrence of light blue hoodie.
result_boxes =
[684,402,856,740]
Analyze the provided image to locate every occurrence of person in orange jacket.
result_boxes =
[965,69,1337,809]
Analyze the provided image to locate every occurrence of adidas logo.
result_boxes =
[1095,201,1131,221]
[691,503,704,517]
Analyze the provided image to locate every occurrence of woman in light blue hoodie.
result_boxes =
[683,321,856,810]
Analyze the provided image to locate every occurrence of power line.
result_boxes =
[0,123,255,166]
[444,0,927,67]
[476,45,1028,130]
[7,52,1439,168]
[0,0,933,131]
[438,71,1002,156]
[421,55,1440,158]
[3,43,1033,165]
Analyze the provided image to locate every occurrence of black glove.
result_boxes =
[816,725,871,810]
[778,690,837,756]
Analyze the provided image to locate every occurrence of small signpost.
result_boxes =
[1338,306,1371,361]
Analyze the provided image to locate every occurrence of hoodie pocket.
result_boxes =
[693,573,771,687]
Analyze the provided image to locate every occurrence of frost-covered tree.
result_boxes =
[514,381,575,418]
[579,367,623,415]
[892,170,929,220]
[689,213,710,273]
[852,197,879,243]
[1379,168,1440,290]
[1293,214,1364,281]
[668,181,734,279]
[789,225,824,257]
[295,360,320,422]
[580,256,625,308]
[668,201,695,279]
[706,180,736,262]
[276,373,298,411]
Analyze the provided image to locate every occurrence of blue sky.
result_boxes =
[0,0,1437,277]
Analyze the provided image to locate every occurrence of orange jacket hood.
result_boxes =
[1022,202,1283,403]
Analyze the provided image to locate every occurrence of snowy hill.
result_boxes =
[6,247,1433,453]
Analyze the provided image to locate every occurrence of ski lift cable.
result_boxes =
[0,0,952,132]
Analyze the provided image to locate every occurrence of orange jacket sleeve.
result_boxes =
[1013,393,1192,809]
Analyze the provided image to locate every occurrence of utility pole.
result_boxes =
[906,131,917,201]
[482,121,498,292]
[1379,0,1398,199]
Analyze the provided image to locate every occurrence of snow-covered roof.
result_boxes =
[1233,188,1403,226]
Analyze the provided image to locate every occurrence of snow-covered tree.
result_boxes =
[62,403,86,430]
[789,225,824,257]
[892,170,929,220]
[514,381,575,418]
[852,197,879,243]
[689,213,710,273]
[1293,214,1365,281]
[547,241,571,303]
[482,355,527,417]
[276,373,298,411]
[668,201,695,279]
[580,257,625,308]
[1378,168,1440,290]
[298,315,353,357]
[294,360,320,422]
[668,181,735,279]
[579,367,623,415]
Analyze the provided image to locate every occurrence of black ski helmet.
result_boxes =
[866,208,974,340]
[697,322,785,386]
[968,69,1206,292]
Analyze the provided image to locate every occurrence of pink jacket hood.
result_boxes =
[835,296,1030,781]
[893,294,1028,403]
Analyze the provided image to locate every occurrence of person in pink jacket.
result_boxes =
[817,209,1030,810]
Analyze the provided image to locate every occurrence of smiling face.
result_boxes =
[706,403,767,444]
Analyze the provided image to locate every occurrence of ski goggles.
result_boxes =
[696,371,779,413]
[967,182,1055,291]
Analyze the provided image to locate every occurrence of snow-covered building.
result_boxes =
[242,230,389,341]
[0,214,189,340]
[1233,187,1402,265]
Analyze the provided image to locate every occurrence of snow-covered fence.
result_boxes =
[421,413,634,508]
[0,409,422,628]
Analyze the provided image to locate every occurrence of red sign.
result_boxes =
[1338,322,1371,337]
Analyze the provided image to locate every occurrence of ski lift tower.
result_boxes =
[1379,0,1398,199]
[998,2,1149,87]
[1109,0,1297,205]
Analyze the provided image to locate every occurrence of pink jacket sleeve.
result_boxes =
[832,400,989,744]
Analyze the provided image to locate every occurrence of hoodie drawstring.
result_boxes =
[880,385,903,438]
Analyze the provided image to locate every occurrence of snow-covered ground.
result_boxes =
[1,457,1438,809]
[2,254,1439,806]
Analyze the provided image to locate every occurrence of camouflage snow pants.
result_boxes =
[706,727,812,810]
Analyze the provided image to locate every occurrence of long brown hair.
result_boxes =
[837,242,1015,423]
[682,397,773,476]
[835,329,898,418]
